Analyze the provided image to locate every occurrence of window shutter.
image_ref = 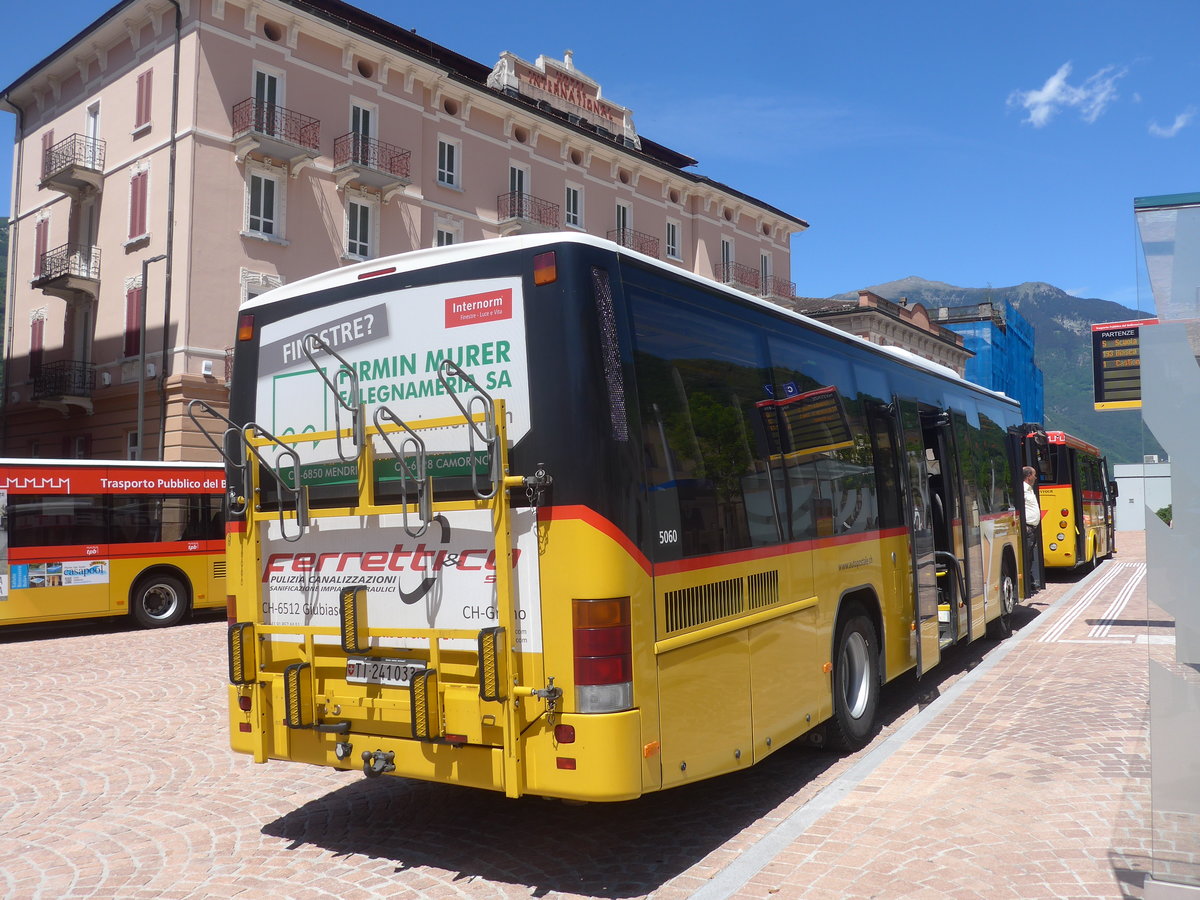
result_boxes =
[40,130,54,178]
[135,70,153,128]
[129,171,148,239]
[125,288,143,357]
[30,318,44,377]
[34,218,48,277]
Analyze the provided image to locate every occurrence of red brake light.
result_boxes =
[1061,508,1070,517]
[575,654,632,686]
[573,597,632,686]
[357,266,396,280]
[533,251,557,285]
[238,695,252,712]
[236,313,255,342]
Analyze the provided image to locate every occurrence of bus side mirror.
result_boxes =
[1109,480,1119,500]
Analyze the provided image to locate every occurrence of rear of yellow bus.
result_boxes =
[220,239,655,801]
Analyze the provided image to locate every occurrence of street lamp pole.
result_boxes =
[135,254,168,460]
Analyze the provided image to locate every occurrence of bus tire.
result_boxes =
[131,573,190,629]
[987,558,1017,640]
[827,609,880,751]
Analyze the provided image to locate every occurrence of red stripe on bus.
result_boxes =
[7,541,222,562]
[537,505,913,577]
[226,521,247,533]
[655,527,909,576]
[537,505,652,573]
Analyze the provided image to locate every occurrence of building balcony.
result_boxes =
[231,98,320,172]
[497,191,560,234]
[32,243,101,302]
[32,359,95,415]
[608,227,659,259]
[333,133,412,198]
[717,260,762,295]
[763,274,797,301]
[40,134,106,196]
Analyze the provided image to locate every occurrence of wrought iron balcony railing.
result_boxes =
[334,133,411,180]
[608,227,660,258]
[717,260,762,293]
[764,274,797,300]
[33,360,95,399]
[498,191,560,229]
[231,98,320,152]
[35,243,101,283]
[42,133,106,180]
[225,347,235,385]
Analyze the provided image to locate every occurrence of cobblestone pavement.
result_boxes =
[0,534,1154,900]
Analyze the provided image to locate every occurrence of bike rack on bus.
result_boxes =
[187,399,309,542]
[436,359,501,499]
[301,332,365,464]
[372,405,432,537]
[188,399,249,516]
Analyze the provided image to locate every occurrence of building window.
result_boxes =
[126,431,139,461]
[565,184,582,228]
[720,238,733,280]
[128,170,149,241]
[29,315,45,378]
[244,164,285,240]
[346,197,374,259]
[760,252,772,293]
[349,101,375,164]
[124,285,143,357]
[134,70,153,131]
[436,228,456,247]
[666,220,681,260]
[437,138,459,187]
[615,201,630,233]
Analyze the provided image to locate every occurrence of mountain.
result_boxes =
[830,277,1159,465]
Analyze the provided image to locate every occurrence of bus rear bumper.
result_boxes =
[229,700,647,801]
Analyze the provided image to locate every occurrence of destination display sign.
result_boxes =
[1091,319,1157,410]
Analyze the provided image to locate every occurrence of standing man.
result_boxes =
[1023,466,1044,592]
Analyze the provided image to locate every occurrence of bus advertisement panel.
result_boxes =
[215,234,1025,802]
[0,459,226,628]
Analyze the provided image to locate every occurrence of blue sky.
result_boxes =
[2,0,1196,308]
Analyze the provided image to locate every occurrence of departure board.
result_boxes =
[1092,319,1157,410]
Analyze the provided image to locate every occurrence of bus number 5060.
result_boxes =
[658,530,679,545]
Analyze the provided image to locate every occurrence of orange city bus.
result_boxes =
[1020,428,1116,570]
[0,459,226,628]
[207,233,1027,802]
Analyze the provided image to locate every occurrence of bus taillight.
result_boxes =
[533,251,557,285]
[236,313,255,342]
[572,597,632,713]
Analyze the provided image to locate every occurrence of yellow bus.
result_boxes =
[0,459,226,628]
[1021,428,1116,570]
[207,234,1026,801]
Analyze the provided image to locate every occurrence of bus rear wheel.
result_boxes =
[827,609,880,751]
[132,573,190,629]
[987,560,1017,640]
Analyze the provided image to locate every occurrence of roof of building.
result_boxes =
[0,0,808,229]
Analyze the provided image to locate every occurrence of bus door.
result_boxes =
[894,399,939,675]
[919,407,974,648]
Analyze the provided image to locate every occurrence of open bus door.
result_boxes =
[894,398,939,675]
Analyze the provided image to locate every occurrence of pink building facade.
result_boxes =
[1,0,807,461]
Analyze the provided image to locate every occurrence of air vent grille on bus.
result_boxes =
[664,570,781,634]
[664,577,743,633]
[212,560,227,579]
[747,570,780,610]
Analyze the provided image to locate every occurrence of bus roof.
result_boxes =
[1045,431,1103,457]
[242,232,1019,409]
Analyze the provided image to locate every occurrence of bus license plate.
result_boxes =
[345,657,425,686]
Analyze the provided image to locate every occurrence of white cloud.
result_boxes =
[1007,62,1127,127]
[1149,107,1196,138]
